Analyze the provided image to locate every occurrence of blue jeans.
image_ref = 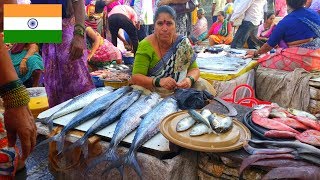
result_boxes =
[231,21,259,49]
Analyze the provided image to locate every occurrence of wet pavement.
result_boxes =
[15,135,54,180]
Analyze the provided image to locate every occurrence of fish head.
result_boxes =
[208,114,220,129]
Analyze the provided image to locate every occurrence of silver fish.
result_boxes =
[86,93,160,174]
[36,86,132,154]
[201,109,212,118]
[188,109,212,129]
[63,90,142,158]
[288,108,317,120]
[208,114,233,133]
[189,123,210,136]
[102,97,178,178]
[269,108,287,118]
[176,116,196,132]
[39,87,114,132]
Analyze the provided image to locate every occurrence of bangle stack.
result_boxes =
[152,78,161,87]
[187,76,195,87]
[73,24,85,37]
[0,79,30,109]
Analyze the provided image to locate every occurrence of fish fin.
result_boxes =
[125,152,142,179]
[61,137,86,156]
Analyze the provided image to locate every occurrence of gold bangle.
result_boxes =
[2,85,30,109]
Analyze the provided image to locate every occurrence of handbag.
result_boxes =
[169,0,197,14]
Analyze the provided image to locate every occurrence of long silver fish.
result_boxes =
[39,87,114,132]
[189,123,210,136]
[85,93,160,174]
[36,86,132,153]
[102,97,178,178]
[63,90,142,158]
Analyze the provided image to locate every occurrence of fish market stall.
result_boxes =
[195,45,258,100]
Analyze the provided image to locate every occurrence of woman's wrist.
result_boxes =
[155,78,161,87]
[74,24,85,37]
[253,50,260,57]
[187,76,195,87]
[0,79,30,109]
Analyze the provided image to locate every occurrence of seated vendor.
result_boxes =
[199,11,233,46]
[189,8,208,45]
[9,43,44,87]
[257,13,276,45]
[86,26,122,70]
[132,5,206,94]
[246,0,320,72]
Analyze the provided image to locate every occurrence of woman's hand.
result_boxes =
[177,78,192,89]
[19,58,28,75]
[87,54,93,61]
[69,34,85,61]
[4,106,37,161]
[159,77,177,90]
[245,50,255,58]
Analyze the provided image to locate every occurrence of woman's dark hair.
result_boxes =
[218,11,226,17]
[154,5,177,23]
[266,13,274,20]
[286,0,306,10]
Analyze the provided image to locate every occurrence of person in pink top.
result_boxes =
[105,0,125,12]
[108,4,140,54]
[275,0,287,17]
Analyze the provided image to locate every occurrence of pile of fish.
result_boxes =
[240,139,320,179]
[90,69,130,82]
[176,109,233,136]
[251,105,320,146]
[36,86,179,178]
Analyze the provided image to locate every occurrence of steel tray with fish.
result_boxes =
[160,110,251,152]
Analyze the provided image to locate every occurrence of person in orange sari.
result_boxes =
[199,11,233,45]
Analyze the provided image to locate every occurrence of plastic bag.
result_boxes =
[173,88,214,110]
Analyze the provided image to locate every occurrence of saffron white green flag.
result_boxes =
[4,4,62,43]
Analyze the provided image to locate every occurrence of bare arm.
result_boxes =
[0,37,18,85]
[305,0,312,8]
[187,68,200,81]
[72,0,85,28]
[23,44,38,59]
[132,74,155,90]
[86,27,100,60]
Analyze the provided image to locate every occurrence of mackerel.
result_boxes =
[86,93,160,174]
[103,97,178,178]
[40,87,114,132]
[63,90,142,158]
[36,86,132,153]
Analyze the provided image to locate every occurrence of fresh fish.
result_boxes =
[252,108,300,134]
[208,114,233,133]
[288,108,317,120]
[40,87,114,132]
[251,159,312,168]
[85,93,160,174]
[63,90,142,158]
[295,129,320,147]
[264,130,298,139]
[249,139,320,156]
[176,116,196,132]
[36,86,132,153]
[243,140,295,155]
[201,109,212,118]
[189,123,210,136]
[272,117,309,130]
[293,116,320,131]
[102,97,178,178]
[239,153,295,175]
[188,109,211,129]
[261,166,320,180]
[269,108,287,118]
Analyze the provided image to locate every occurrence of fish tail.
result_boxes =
[82,140,89,159]
[48,120,54,132]
[125,151,142,179]
[101,155,125,178]
[35,132,62,148]
[106,148,124,175]
[61,137,86,156]
[56,132,66,155]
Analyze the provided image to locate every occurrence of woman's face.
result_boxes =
[154,12,176,42]
[267,14,275,24]
[217,13,225,22]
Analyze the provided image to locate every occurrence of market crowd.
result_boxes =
[0,0,319,178]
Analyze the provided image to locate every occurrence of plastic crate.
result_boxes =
[222,84,271,108]
[91,76,104,87]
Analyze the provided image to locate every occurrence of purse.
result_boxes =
[169,0,197,14]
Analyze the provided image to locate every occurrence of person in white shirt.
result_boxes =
[212,0,227,23]
[230,0,267,49]
[134,0,154,40]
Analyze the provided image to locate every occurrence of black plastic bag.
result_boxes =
[173,88,214,110]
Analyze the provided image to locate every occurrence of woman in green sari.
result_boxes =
[9,43,44,87]
[132,5,216,95]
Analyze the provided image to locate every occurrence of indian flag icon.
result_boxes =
[3,4,62,43]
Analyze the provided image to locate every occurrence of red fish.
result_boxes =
[252,117,300,134]
[262,166,320,180]
[296,129,320,146]
[264,130,298,139]
[272,117,308,130]
[293,116,320,131]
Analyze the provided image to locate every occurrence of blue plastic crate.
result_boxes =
[91,76,104,87]
[122,56,134,65]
